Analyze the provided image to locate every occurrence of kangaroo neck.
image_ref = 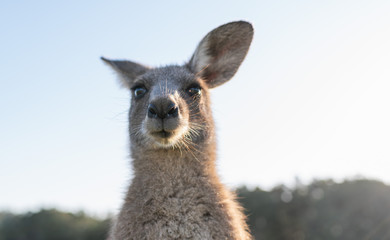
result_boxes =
[130,140,218,182]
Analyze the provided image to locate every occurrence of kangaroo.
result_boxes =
[102,21,253,240]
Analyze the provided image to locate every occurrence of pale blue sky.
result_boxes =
[1,1,389,215]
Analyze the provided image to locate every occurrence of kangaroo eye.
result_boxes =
[132,86,147,99]
[187,85,202,96]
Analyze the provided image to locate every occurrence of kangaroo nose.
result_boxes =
[148,100,178,119]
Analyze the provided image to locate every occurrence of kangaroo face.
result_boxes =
[102,21,253,150]
[128,66,211,148]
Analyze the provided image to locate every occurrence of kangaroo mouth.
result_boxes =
[151,130,174,139]
[147,126,188,148]
[144,118,189,147]
[149,129,181,147]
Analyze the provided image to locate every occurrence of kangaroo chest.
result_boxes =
[125,177,233,239]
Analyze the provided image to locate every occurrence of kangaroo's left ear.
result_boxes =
[187,21,253,88]
[101,57,149,89]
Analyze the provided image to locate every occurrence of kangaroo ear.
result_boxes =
[101,57,149,89]
[187,21,253,88]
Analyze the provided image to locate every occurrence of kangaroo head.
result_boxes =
[102,21,253,150]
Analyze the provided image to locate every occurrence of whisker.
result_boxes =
[195,63,211,78]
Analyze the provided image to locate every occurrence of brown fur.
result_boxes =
[102,21,254,240]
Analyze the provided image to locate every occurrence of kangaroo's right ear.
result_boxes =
[101,57,149,89]
[187,21,253,88]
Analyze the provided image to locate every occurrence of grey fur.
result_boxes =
[102,21,254,240]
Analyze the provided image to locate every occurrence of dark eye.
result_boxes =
[187,85,202,96]
[132,86,147,99]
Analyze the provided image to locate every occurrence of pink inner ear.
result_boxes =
[214,48,228,60]
[204,71,219,82]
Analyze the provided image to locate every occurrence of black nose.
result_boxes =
[148,100,178,119]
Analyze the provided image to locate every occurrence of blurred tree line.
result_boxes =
[237,178,390,240]
[1,179,390,240]
[0,210,109,240]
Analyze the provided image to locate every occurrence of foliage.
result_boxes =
[1,179,390,240]
[0,209,109,240]
[237,179,390,240]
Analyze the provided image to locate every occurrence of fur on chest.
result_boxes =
[136,197,231,239]
[123,184,233,239]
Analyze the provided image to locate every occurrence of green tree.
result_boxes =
[237,179,390,240]
[0,209,109,240]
